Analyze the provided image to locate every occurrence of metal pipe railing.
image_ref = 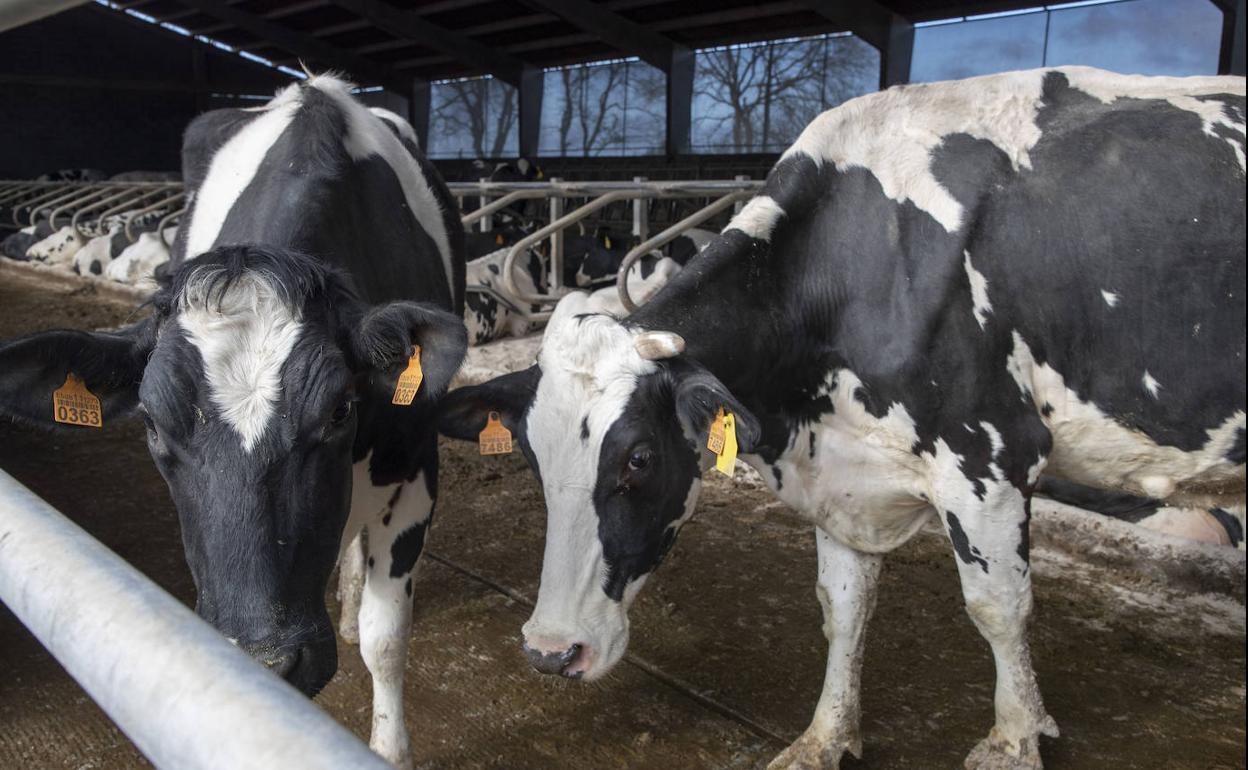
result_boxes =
[0,469,391,770]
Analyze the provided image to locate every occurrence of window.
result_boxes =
[911,0,1224,84]
[538,58,665,156]
[426,76,518,160]
[691,33,879,154]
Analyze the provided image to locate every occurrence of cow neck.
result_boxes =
[628,230,781,401]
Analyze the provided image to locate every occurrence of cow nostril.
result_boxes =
[523,641,584,677]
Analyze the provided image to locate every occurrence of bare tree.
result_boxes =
[553,62,627,155]
[431,77,517,158]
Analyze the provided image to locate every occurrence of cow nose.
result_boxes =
[522,641,583,678]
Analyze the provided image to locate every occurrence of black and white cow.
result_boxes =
[439,67,1246,769]
[0,75,466,768]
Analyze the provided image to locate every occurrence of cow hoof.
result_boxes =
[767,728,861,770]
[964,723,1054,770]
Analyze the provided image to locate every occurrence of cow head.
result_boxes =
[0,244,467,696]
[439,293,758,679]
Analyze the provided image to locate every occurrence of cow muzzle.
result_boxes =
[521,638,592,679]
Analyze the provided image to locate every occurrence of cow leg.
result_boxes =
[359,469,434,769]
[336,530,366,644]
[769,528,883,770]
[940,496,1057,770]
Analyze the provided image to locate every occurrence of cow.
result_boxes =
[0,74,467,768]
[104,226,178,284]
[437,67,1246,769]
[1,217,53,261]
[72,212,168,277]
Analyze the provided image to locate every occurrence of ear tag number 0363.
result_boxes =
[707,406,738,476]
[391,346,423,406]
[53,373,103,428]
[479,411,514,455]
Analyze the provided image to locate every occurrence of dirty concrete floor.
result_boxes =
[0,265,1244,770]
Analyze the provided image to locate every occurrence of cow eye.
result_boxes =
[627,448,652,471]
[329,399,354,426]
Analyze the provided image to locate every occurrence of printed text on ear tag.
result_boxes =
[707,405,726,455]
[479,411,514,455]
[53,373,103,428]
[391,346,423,406]
[715,412,738,476]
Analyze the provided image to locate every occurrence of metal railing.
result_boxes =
[3,177,763,316]
[0,469,391,770]
[0,180,186,245]
[448,177,762,321]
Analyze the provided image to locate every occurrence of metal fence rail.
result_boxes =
[0,469,391,770]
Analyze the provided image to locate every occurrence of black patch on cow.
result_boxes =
[89,260,102,275]
[772,465,783,489]
[368,556,375,569]
[808,431,816,459]
[1041,402,1054,417]
[1227,427,1246,466]
[388,486,403,508]
[389,522,428,578]
[945,512,989,573]
[488,263,500,275]
[404,577,413,597]
[594,374,702,601]
[1208,507,1243,547]
[1035,477,1161,523]
[382,512,392,526]
[1018,497,1031,568]
[580,416,590,442]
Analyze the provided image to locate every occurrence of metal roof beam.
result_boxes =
[171,0,405,90]
[327,0,533,86]
[517,0,688,72]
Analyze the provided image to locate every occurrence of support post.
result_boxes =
[409,78,431,150]
[879,15,914,88]
[519,65,544,159]
[666,48,694,156]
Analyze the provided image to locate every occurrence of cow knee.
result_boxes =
[964,589,1032,641]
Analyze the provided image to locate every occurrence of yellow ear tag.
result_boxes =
[391,346,423,406]
[479,411,513,455]
[604,236,613,249]
[706,405,726,455]
[716,413,738,476]
[53,373,102,428]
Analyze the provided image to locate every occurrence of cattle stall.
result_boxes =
[1,0,1245,769]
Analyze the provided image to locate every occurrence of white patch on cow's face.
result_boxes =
[311,77,455,302]
[178,272,303,451]
[1007,331,1244,507]
[783,66,1245,232]
[521,293,660,679]
[1142,371,1162,399]
[185,97,300,259]
[724,195,786,241]
[1101,290,1120,308]
[963,251,993,329]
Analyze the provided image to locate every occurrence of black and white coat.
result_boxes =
[441,67,1246,769]
[0,75,466,769]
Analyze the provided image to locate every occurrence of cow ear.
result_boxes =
[348,301,468,400]
[668,360,761,453]
[0,318,156,429]
[437,366,538,441]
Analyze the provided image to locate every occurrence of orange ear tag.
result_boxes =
[53,373,103,428]
[479,411,513,455]
[391,346,423,406]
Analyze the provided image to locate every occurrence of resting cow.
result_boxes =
[439,67,1245,769]
[0,75,466,768]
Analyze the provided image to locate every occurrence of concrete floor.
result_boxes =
[0,264,1244,769]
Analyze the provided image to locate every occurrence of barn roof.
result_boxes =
[105,0,1138,88]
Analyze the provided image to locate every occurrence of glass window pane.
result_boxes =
[910,13,1047,83]
[692,33,878,154]
[538,59,666,157]
[1045,0,1222,76]
[426,76,518,160]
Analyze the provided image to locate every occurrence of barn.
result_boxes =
[0,1,1244,768]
